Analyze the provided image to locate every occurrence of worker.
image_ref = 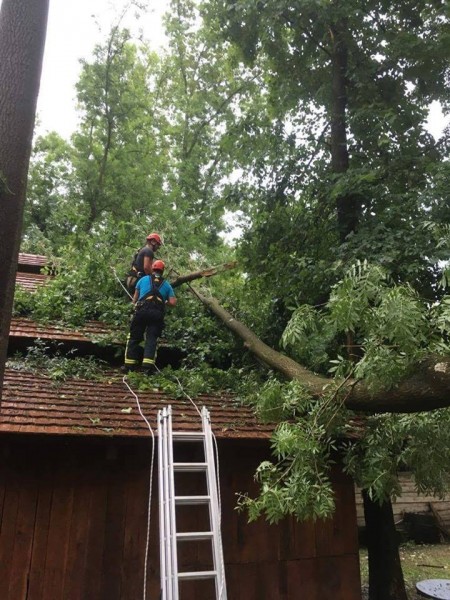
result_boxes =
[126,232,163,294]
[124,260,177,373]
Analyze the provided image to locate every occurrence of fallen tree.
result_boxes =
[192,290,450,414]
[170,261,237,288]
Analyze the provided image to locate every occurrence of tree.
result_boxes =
[198,2,449,598]
[0,0,50,398]
[22,132,75,253]
[191,264,450,600]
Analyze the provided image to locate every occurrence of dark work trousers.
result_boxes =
[125,306,164,366]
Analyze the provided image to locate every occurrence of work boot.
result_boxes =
[121,364,138,374]
[142,363,157,376]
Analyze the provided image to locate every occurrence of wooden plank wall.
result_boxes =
[355,472,450,530]
[0,435,361,600]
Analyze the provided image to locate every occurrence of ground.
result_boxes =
[360,543,450,599]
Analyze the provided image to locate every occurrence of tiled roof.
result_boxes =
[9,317,117,343]
[15,272,50,292]
[17,252,48,267]
[0,369,272,439]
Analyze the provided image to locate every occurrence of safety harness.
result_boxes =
[126,246,152,294]
[129,246,146,278]
[135,275,165,313]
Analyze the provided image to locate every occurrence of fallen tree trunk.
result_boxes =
[170,261,237,288]
[193,291,450,414]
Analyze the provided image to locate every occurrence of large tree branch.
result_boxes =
[170,261,237,288]
[193,292,450,414]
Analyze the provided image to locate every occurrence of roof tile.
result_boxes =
[17,253,48,267]
[0,369,272,439]
[15,272,50,292]
[9,317,116,342]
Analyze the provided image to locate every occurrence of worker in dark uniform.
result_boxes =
[126,232,163,295]
[124,260,177,373]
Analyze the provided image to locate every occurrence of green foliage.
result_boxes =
[281,262,448,390]
[8,340,107,381]
[124,363,261,398]
[242,261,450,521]
[344,410,450,502]
[238,377,353,522]
[17,0,450,537]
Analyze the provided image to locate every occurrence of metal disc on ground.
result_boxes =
[416,579,450,599]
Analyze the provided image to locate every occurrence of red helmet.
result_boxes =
[152,260,165,273]
[146,232,162,245]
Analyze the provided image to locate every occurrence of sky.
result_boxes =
[4,0,447,141]
[35,0,169,138]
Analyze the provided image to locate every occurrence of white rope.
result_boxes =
[110,266,133,299]
[122,376,155,600]
[154,364,202,419]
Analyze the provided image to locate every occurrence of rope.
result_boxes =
[117,265,225,597]
[122,376,155,600]
[154,364,202,419]
[110,266,133,299]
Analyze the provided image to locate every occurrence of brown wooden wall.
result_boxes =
[0,435,361,600]
[355,472,450,530]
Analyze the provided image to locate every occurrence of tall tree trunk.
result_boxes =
[330,19,360,242]
[329,13,403,597]
[0,0,50,399]
[363,491,408,600]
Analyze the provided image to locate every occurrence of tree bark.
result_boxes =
[329,19,361,242]
[170,261,237,288]
[0,0,50,400]
[193,291,450,414]
[363,491,408,600]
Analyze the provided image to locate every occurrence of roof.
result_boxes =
[17,252,48,268]
[9,317,116,343]
[0,369,273,440]
[15,272,50,292]
[13,253,117,344]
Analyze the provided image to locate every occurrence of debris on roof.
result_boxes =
[0,369,272,439]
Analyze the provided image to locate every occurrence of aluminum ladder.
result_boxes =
[158,405,227,600]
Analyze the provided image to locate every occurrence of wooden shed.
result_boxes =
[0,254,362,599]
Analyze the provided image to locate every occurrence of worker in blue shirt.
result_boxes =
[124,260,177,373]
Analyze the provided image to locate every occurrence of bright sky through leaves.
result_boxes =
[35,0,169,138]
[1,0,447,139]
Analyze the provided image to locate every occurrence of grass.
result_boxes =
[360,543,450,599]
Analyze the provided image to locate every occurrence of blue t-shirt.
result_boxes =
[135,276,175,302]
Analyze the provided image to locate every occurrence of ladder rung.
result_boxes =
[172,431,205,441]
[178,570,217,581]
[177,531,213,541]
[175,495,210,505]
[173,462,208,472]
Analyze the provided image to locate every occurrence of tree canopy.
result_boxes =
[13,3,450,597]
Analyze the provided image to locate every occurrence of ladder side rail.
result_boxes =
[162,408,174,600]
[202,407,228,600]
[158,411,168,600]
[167,407,180,600]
